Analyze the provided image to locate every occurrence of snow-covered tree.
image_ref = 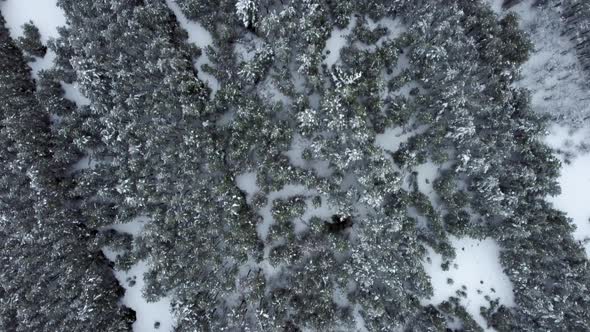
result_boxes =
[235,0,258,28]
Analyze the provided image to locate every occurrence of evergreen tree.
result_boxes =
[0,14,134,332]
[1,0,590,330]
[16,21,47,58]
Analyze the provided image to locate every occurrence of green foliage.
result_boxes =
[0,13,133,332]
[2,0,590,331]
[17,21,47,58]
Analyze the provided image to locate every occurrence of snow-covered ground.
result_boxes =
[103,217,175,332]
[486,0,504,15]
[487,0,590,257]
[2,1,589,331]
[254,184,335,240]
[510,1,590,127]
[545,126,590,255]
[490,0,590,256]
[422,237,515,331]
[0,0,65,78]
[61,81,91,106]
[375,124,445,205]
[374,125,425,153]
[487,0,590,127]
[376,124,513,331]
[323,16,356,68]
[235,171,260,204]
[0,0,64,43]
[2,3,175,331]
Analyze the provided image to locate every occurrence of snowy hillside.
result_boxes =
[1,0,590,331]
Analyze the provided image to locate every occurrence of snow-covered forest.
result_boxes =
[1,0,589,331]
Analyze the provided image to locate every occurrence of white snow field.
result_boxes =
[422,237,515,331]
[0,0,65,78]
[510,1,590,127]
[487,0,590,126]
[486,0,504,15]
[0,0,64,43]
[545,126,590,256]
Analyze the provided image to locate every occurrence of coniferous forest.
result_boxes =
[2,0,590,331]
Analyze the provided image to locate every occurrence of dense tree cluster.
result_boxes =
[1,0,590,331]
[0,15,134,332]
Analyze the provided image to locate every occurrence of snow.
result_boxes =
[308,92,321,109]
[233,33,265,63]
[352,304,369,332]
[490,1,590,126]
[28,51,56,79]
[323,16,356,67]
[103,252,175,332]
[394,52,411,74]
[235,171,259,203]
[544,124,589,156]
[61,82,91,106]
[550,155,590,254]
[374,125,426,153]
[292,74,307,95]
[374,123,429,171]
[374,125,446,206]
[107,215,150,235]
[504,0,590,256]
[394,80,419,98]
[0,0,65,44]
[284,135,310,167]
[407,206,429,229]
[1,1,588,330]
[505,1,590,256]
[422,236,515,331]
[414,161,442,205]
[164,0,220,97]
[484,0,505,15]
[103,216,175,332]
[367,17,403,34]
[510,0,590,127]
[259,78,292,106]
[545,125,590,255]
[1,0,66,79]
[69,155,99,172]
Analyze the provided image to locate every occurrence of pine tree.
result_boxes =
[16,21,47,58]
[0,14,134,332]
